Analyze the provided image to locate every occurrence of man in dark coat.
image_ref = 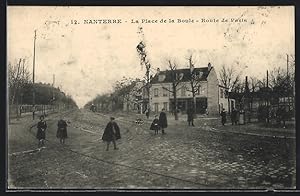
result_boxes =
[220,108,226,126]
[158,108,168,134]
[102,117,121,151]
[187,106,195,126]
[57,117,68,144]
[36,115,47,147]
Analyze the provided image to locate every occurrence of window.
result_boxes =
[225,90,228,98]
[158,74,166,82]
[154,103,159,113]
[163,102,168,111]
[220,89,224,98]
[196,86,202,95]
[154,88,159,97]
[181,86,186,96]
[163,87,168,97]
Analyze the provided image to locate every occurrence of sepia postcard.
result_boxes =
[7,6,296,191]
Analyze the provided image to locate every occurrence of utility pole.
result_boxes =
[32,29,37,120]
[52,74,55,100]
[266,70,269,124]
[287,54,290,81]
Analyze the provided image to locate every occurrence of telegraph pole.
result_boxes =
[52,74,55,99]
[287,54,289,77]
[32,30,37,120]
[266,70,269,124]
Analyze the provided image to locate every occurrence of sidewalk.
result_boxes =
[108,111,296,139]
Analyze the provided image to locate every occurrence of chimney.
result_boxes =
[208,62,212,71]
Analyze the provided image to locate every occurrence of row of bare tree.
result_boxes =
[85,52,295,121]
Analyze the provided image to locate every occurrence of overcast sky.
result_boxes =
[8,6,294,108]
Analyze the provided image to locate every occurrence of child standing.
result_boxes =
[37,115,47,148]
[150,115,160,135]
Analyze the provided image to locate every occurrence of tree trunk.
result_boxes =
[174,95,178,120]
[191,83,196,113]
[227,96,230,115]
[193,93,196,113]
[173,84,178,120]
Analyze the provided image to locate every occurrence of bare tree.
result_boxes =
[8,58,31,105]
[185,54,203,113]
[218,64,242,113]
[161,59,183,120]
[8,58,31,118]
[114,77,141,112]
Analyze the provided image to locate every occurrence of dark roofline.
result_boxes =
[150,66,212,84]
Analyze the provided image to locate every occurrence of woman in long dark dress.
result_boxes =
[158,108,168,134]
[56,118,68,144]
[36,115,47,147]
[220,108,227,126]
[102,117,121,151]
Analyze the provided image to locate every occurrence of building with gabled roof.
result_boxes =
[148,63,236,116]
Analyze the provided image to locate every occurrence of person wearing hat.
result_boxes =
[36,115,47,148]
[102,117,121,151]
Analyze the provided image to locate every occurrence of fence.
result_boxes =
[9,104,60,119]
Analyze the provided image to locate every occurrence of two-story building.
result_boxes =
[149,63,235,116]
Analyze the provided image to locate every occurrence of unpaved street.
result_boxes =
[8,109,296,189]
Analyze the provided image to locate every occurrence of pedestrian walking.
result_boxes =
[187,106,195,126]
[231,108,238,125]
[220,108,226,126]
[150,115,160,135]
[158,108,168,134]
[102,117,121,151]
[36,115,47,148]
[56,117,68,144]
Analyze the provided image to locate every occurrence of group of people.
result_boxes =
[220,108,239,126]
[36,115,68,148]
[149,108,168,135]
[35,107,240,151]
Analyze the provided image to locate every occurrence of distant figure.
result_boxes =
[90,104,96,112]
[231,108,238,125]
[187,106,195,126]
[145,108,150,119]
[220,108,226,126]
[32,105,36,120]
[36,115,47,148]
[56,117,68,144]
[276,107,287,128]
[150,115,160,135]
[158,108,168,134]
[102,117,121,151]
